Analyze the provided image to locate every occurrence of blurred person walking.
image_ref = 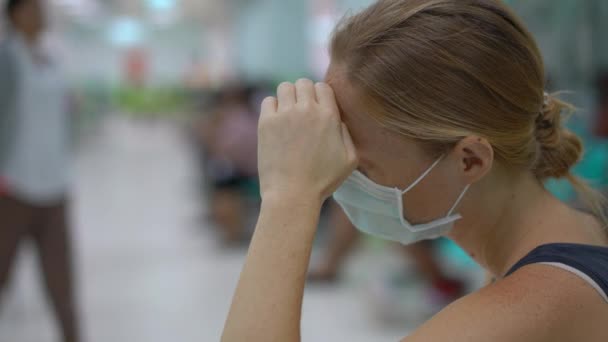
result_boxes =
[0,1,81,342]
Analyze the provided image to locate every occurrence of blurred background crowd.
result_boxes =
[0,0,607,341]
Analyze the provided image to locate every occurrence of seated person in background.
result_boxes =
[197,85,259,245]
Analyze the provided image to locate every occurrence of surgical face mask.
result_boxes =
[333,156,470,245]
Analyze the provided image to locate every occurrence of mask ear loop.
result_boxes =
[401,155,445,194]
[447,184,471,217]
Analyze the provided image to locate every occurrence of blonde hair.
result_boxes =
[330,0,607,227]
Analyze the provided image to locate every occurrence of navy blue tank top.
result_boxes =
[505,243,608,303]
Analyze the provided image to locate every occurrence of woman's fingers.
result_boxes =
[261,96,277,116]
[295,78,316,104]
[277,82,296,112]
[314,82,340,115]
[278,80,336,111]
[341,122,358,168]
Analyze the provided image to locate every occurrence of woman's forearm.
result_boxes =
[221,194,323,342]
[222,79,357,341]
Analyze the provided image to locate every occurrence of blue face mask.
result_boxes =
[333,156,470,245]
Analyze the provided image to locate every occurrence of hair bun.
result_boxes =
[533,93,582,179]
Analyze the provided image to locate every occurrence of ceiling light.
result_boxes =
[107,17,144,47]
[145,0,177,11]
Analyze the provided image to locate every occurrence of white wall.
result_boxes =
[57,23,205,86]
[234,0,309,81]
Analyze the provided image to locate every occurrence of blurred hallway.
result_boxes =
[0,115,407,342]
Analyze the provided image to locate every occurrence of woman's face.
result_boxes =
[326,65,467,224]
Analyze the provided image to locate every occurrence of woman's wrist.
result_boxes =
[259,192,324,233]
[261,189,325,212]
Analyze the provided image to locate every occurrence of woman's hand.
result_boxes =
[258,79,358,203]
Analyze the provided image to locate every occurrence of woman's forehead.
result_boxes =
[325,66,421,159]
[325,68,371,130]
[329,79,377,147]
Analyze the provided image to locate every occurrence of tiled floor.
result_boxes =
[0,115,479,342]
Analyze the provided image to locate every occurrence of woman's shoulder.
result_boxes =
[402,263,608,342]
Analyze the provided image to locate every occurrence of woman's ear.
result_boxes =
[452,136,494,184]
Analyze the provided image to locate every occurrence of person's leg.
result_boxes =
[211,188,247,244]
[400,241,464,299]
[400,242,444,283]
[31,200,81,342]
[308,201,360,282]
[0,196,31,303]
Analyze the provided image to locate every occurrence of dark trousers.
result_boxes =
[0,195,80,342]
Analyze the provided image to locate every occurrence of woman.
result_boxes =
[0,1,80,342]
[222,0,608,341]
